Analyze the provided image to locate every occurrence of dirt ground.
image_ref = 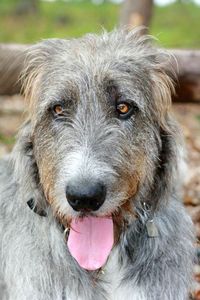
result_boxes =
[0,95,200,299]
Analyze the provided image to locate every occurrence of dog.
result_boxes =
[0,28,194,300]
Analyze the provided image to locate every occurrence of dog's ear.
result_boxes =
[149,51,180,208]
[12,121,46,207]
[139,115,181,214]
[150,56,176,133]
[12,121,36,185]
[147,53,179,208]
[152,121,180,210]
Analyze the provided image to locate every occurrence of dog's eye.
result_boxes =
[117,103,130,114]
[116,102,138,119]
[53,104,64,116]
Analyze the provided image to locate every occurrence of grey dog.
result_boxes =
[0,28,194,300]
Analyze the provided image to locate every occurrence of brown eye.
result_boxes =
[116,101,138,119]
[116,103,130,115]
[53,104,64,116]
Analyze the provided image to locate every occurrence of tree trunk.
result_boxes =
[15,0,39,15]
[120,0,154,30]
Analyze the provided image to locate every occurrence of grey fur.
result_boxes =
[0,28,194,300]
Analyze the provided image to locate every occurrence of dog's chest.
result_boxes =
[66,248,146,300]
[100,248,146,300]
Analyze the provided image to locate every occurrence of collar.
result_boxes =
[27,198,158,238]
[27,198,47,217]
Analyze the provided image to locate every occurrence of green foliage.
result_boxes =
[196,115,200,123]
[0,0,199,48]
[0,133,15,145]
[151,2,200,48]
[0,1,119,43]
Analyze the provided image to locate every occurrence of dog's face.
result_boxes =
[22,29,176,227]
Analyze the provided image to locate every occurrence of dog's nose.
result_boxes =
[66,182,106,212]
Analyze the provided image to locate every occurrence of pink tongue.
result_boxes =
[67,216,114,270]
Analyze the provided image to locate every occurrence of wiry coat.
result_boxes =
[0,29,194,300]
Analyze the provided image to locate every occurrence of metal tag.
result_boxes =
[64,227,70,239]
[146,219,159,238]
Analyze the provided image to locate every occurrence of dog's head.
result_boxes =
[14,28,179,270]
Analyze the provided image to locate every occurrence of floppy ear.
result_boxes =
[149,57,180,209]
[150,56,177,132]
[151,121,180,210]
[143,37,181,208]
[13,43,47,197]
[138,116,181,216]
[151,50,181,207]
[12,121,47,210]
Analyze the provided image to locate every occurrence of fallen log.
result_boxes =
[0,44,28,95]
[172,49,200,102]
[0,44,200,102]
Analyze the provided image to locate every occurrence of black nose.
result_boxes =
[66,182,106,212]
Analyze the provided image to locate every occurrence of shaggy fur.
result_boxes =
[0,28,194,300]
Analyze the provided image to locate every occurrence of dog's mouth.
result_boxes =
[67,215,114,271]
[65,197,135,271]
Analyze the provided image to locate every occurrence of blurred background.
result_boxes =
[0,0,200,47]
[0,0,199,298]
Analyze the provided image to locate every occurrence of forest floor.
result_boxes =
[0,95,200,299]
